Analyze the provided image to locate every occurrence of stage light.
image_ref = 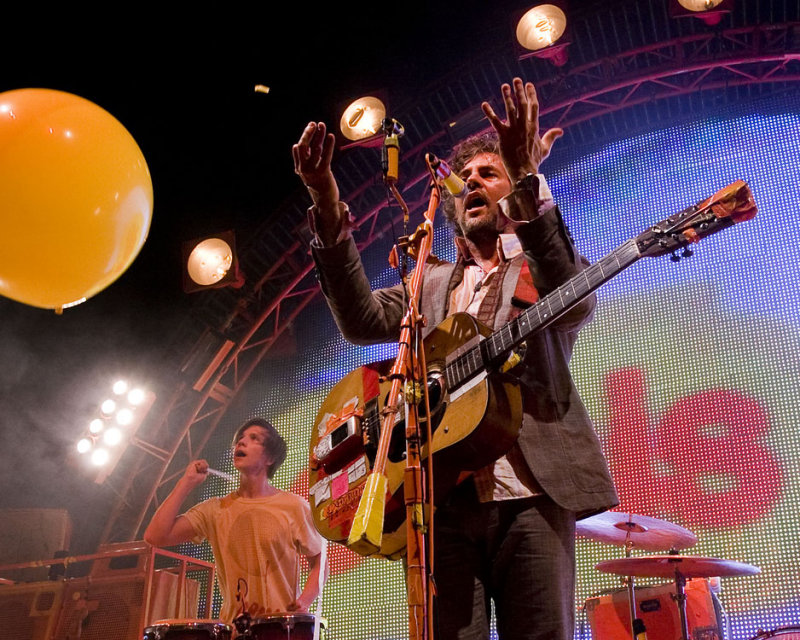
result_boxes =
[103,427,123,446]
[517,4,566,50]
[74,379,156,483]
[187,238,233,285]
[678,0,723,9]
[340,96,386,143]
[116,408,134,426]
[182,230,245,293]
[91,448,110,466]
[516,4,570,66]
[112,380,128,395]
[76,438,92,454]
[669,0,731,25]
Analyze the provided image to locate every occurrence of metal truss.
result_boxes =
[538,24,800,128]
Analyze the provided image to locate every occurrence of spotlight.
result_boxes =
[515,3,570,66]
[678,0,723,9]
[128,388,146,405]
[339,95,388,148]
[182,230,245,293]
[90,448,110,466]
[669,0,731,25]
[74,379,156,483]
[112,380,128,395]
[103,427,123,446]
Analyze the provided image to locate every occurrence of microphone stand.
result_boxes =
[346,126,440,640]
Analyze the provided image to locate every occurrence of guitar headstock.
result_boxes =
[637,180,757,259]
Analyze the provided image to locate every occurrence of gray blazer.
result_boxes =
[311,206,618,518]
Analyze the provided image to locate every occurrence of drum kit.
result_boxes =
[140,511,790,640]
[142,613,318,640]
[577,510,772,640]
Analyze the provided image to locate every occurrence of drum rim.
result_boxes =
[146,619,232,629]
[751,626,800,639]
[251,613,318,623]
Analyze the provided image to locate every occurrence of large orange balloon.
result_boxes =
[0,89,153,311]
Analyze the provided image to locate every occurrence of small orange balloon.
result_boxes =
[0,89,153,311]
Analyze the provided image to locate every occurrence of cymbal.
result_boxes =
[577,511,697,551]
[596,555,760,579]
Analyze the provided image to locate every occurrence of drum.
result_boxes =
[143,619,232,640]
[750,628,800,640]
[249,613,318,640]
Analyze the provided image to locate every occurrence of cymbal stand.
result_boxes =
[620,521,647,640]
[671,567,691,640]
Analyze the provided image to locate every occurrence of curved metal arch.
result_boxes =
[99,21,800,544]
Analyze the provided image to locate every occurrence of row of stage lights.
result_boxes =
[179,0,732,293]
[75,379,155,483]
[339,1,731,142]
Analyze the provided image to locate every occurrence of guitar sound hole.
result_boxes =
[426,374,444,411]
[388,422,407,463]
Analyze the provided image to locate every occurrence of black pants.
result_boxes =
[433,482,576,640]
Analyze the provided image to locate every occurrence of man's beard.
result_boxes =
[459,209,499,245]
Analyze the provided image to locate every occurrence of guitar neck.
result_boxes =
[445,238,642,389]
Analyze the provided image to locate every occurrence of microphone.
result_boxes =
[427,153,468,199]
[381,118,404,183]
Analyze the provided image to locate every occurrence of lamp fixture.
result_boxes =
[516,4,570,66]
[74,379,156,483]
[678,0,724,9]
[339,96,387,148]
[182,230,244,293]
[670,0,731,25]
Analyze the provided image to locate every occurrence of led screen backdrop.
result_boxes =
[190,92,800,640]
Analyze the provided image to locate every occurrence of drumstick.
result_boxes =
[206,467,235,482]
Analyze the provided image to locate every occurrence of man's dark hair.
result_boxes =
[231,418,287,479]
[441,131,501,235]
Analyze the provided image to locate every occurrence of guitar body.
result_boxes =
[307,313,523,558]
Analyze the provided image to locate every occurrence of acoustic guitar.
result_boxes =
[307,180,757,559]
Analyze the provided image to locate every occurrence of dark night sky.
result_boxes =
[0,2,531,546]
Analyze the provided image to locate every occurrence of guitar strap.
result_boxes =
[477,256,541,328]
[508,260,539,320]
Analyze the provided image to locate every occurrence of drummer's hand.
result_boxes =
[181,459,209,488]
[286,600,307,612]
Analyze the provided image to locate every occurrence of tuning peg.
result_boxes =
[670,252,681,263]
[682,247,694,258]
